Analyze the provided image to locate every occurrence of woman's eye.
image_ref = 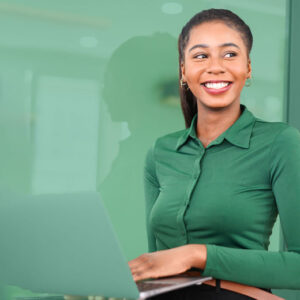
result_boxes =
[224,52,236,58]
[194,54,207,59]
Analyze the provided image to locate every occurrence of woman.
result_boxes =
[129,8,300,300]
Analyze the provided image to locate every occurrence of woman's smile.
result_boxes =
[201,80,233,95]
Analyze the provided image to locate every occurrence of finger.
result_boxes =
[132,266,159,282]
[128,260,142,271]
[133,272,146,282]
[134,272,153,282]
[128,255,146,268]
[128,259,138,269]
[130,261,150,276]
[129,259,150,274]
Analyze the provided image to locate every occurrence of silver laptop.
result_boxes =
[0,192,211,299]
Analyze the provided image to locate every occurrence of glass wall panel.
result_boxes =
[0,0,288,298]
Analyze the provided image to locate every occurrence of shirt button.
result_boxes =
[193,173,198,179]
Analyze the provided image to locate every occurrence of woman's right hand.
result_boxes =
[129,244,207,281]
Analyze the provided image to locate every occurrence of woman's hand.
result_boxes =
[128,244,207,281]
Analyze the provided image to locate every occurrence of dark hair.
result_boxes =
[178,9,253,127]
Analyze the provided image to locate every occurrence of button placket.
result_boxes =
[176,147,205,243]
[187,152,203,204]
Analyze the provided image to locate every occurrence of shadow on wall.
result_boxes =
[98,32,184,259]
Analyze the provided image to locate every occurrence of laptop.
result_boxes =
[0,191,211,299]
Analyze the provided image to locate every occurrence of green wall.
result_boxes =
[287,0,300,129]
[0,0,297,299]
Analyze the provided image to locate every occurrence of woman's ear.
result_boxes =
[247,58,252,79]
[181,62,186,81]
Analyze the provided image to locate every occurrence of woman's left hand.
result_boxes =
[128,244,206,281]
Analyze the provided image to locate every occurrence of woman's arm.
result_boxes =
[201,126,300,289]
[144,145,160,252]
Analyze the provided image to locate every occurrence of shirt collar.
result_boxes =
[175,104,256,151]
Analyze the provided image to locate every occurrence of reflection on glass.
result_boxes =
[99,33,183,259]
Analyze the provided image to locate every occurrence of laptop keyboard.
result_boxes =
[137,280,174,292]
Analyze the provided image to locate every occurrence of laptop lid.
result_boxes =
[0,191,140,299]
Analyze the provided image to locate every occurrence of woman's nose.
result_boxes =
[206,58,225,74]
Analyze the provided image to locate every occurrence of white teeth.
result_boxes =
[204,82,229,89]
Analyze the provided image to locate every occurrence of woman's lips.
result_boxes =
[201,81,233,95]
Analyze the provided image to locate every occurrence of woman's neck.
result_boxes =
[196,101,242,148]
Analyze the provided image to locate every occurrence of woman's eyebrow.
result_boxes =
[188,42,240,52]
[220,42,240,49]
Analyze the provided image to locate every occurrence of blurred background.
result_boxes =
[0,0,298,299]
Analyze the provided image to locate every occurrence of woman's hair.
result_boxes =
[178,8,253,127]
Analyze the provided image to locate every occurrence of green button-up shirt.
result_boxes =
[144,104,300,289]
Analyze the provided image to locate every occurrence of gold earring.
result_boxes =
[180,79,189,90]
[245,77,252,87]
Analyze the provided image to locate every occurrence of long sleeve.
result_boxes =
[202,126,300,289]
[144,145,160,253]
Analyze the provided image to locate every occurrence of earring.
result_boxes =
[245,77,252,87]
[180,79,189,90]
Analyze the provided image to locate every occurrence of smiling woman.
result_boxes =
[128,8,300,300]
[180,21,252,148]
[183,24,250,128]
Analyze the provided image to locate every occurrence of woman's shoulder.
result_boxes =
[145,129,187,166]
[151,128,188,149]
[254,117,299,139]
[253,117,300,150]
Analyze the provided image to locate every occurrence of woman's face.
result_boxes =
[181,21,251,110]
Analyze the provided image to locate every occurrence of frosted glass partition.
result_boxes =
[0,0,288,298]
